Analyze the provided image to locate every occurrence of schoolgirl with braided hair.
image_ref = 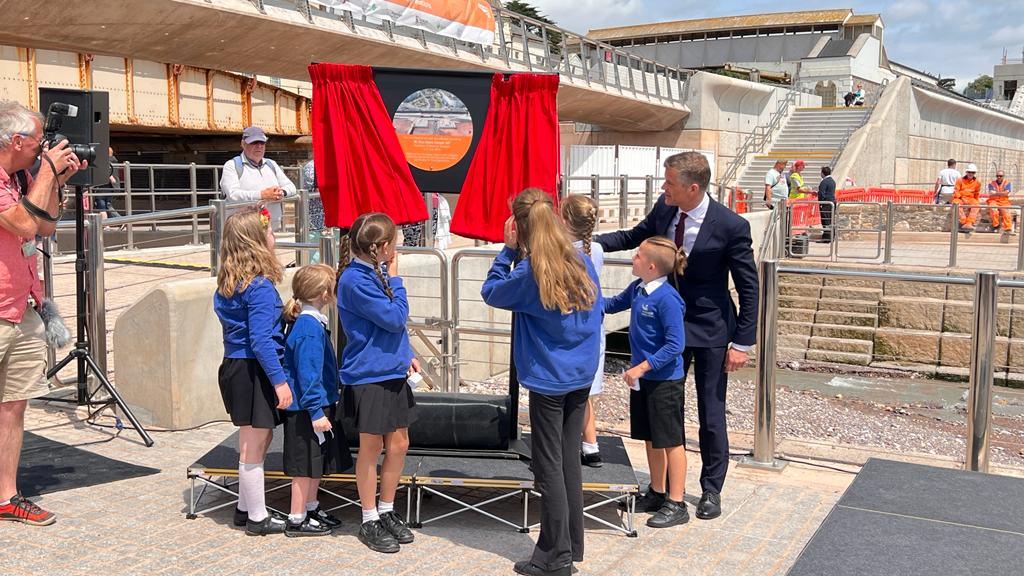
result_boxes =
[336,212,420,554]
[560,195,607,469]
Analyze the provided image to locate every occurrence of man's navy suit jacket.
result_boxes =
[597,194,759,349]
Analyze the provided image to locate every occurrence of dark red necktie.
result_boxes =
[674,211,688,248]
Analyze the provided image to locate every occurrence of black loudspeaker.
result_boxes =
[38,88,110,187]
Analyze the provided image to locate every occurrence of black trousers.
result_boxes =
[528,387,589,570]
[819,199,834,241]
[682,346,730,494]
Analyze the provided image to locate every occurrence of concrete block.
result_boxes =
[877,297,944,331]
[805,349,872,366]
[779,283,820,298]
[942,301,1012,337]
[779,273,823,286]
[815,310,876,327]
[778,321,813,336]
[809,336,873,355]
[779,308,814,322]
[822,276,884,289]
[779,334,810,349]
[816,298,878,314]
[818,286,882,302]
[778,347,807,361]
[811,323,875,340]
[883,279,946,298]
[939,334,1010,369]
[873,328,940,365]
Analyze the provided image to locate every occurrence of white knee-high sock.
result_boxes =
[239,461,267,521]
[236,462,248,512]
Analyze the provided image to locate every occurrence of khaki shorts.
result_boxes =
[0,307,48,403]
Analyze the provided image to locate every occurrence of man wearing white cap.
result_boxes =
[219,126,296,230]
[952,164,982,233]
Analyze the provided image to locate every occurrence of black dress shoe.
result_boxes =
[695,491,722,520]
[307,506,342,528]
[581,450,603,468]
[235,508,286,528]
[245,514,287,536]
[379,510,415,544]
[647,499,690,528]
[513,560,572,576]
[619,483,667,512]
[358,519,400,553]
[285,516,332,537]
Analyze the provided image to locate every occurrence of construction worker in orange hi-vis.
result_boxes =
[986,170,1015,235]
[952,164,982,233]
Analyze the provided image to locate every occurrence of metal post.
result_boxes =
[42,235,56,372]
[777,205,787,260]
[423,193,435,248]
[210,199,227,277]
[644,176,654,213]
[1017,206,1024,272]
[319,230,339,353]
[558,175,568,201]
[86,214,108,377]
[618,174,629,229]
[189,163,199,244]
[590,174,600,204]
[949,207,959,268]
[123,161,134,249]
[518,17,532,70]
[966,271,998,473]
[148,165,157,231]
[741,259,786,470]
[496,11,510,67]
[883,201,894,264]
[295,188,311,266]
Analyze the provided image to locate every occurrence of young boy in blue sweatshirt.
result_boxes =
[604,236,690,529]
[281,264,352,537]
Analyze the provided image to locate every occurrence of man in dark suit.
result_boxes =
[597,151,758,520]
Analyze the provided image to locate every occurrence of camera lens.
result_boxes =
[69,144,97,164]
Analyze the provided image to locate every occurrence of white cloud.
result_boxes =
[529,0,645,33]
[885,0,931,22]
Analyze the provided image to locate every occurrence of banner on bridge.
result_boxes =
[327,0,496,45]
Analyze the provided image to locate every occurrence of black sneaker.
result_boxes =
[647,499,690,528]
[307,506,342,528]
[379,510,415,544]
[234,508,286,528]
[285,516,332,537]
[359,519,400,553]
[245,514,287,536]
[581,450,603,468]
[619,484,665,512]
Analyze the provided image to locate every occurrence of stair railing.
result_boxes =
[720,86,800,192]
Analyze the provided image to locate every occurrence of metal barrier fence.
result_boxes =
[750,261,1006,473]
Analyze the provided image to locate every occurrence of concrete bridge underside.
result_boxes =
[0,0,688,132]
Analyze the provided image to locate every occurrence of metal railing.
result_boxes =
[720,87,801,191]
[749,261,1004,473]
[289,0,693,105]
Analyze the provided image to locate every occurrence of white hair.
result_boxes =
[0,100,43,150]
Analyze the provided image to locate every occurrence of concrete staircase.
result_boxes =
[737,107,871,195]
[778,274,879,366]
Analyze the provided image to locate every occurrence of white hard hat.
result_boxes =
[966,164,978,173]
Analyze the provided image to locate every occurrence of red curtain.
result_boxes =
[308,63,427,228]
[452,73,560,243]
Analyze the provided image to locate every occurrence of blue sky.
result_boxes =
[529,0,1024,89]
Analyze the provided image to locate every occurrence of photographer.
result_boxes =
[0,100,84,527]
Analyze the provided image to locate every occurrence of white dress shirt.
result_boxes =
[667,192,710,256]
[219,153,297,231]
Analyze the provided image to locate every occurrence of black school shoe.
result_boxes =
[245,514,287,536]
[358,519,400,553]
[619,484,666,513]
[513,560,573,576]
[285,516,332,537]
[307,506,342,528]
[647,499,690,528]
[581,450,603,468]
[234,508,286,528]
[695,491,722,520]
[380,511,415,544]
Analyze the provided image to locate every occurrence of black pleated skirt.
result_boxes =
[342,378,417,436]
[218,357,282,429]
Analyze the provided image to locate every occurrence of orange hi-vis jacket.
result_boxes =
[953,177,981,204]
[988,179,1013,198]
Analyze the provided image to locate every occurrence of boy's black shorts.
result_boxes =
[629,377,685,449]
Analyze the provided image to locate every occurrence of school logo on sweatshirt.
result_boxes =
[640,303,656,318]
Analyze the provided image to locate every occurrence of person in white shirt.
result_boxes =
[763,159,788,209]
[219,126,296,230]
[934,159,961,205]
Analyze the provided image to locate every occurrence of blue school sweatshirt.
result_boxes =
[214,275,286,384]
[337,259,413,385]
[283,310,340,421]
[481,246,603,395]
[604,278,685,381]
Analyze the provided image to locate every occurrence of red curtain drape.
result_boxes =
[452,73,560,243]
[308,63,427,228]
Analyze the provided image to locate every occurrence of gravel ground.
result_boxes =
[461,357,1024,468]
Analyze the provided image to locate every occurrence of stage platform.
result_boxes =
[187,432,640,536]
[787,458,1024,575]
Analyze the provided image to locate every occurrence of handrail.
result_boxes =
[828,79,889,169]
[720,87,800,189]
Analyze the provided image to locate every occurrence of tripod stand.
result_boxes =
[45,184,153,446]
